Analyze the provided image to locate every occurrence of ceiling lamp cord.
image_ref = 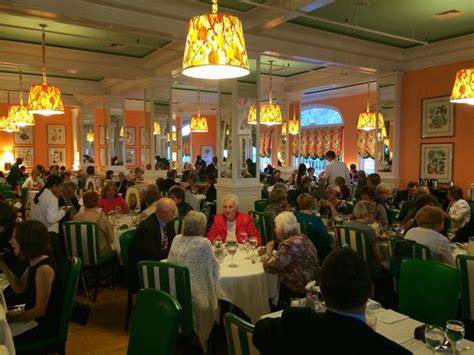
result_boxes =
[41,24,48,86]
[269,60,274,105]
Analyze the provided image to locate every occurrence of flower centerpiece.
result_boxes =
[305,280,320,310]
[213,239,227,262]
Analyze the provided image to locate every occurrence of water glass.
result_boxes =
[226,242,238,268]
[290,298,301,307]
[424,325,445,355]
[366,314,377,330]
[446,320,465,355]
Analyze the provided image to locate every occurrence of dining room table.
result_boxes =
[0,276,17,355]
[111,214,138,264]
[217,245,279,323]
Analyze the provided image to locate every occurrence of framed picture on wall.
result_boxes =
[47,125,66,145]
[100,147,107,166]
[140,127,150,146]
[420,143,453,183]
[124,128,135,146]
[140,148,150,166]
[48,147,66,167]
[201,145,213,165]
[14,147,34,168]
[14,126,33,144]
[99,126,105,145]
[125,148,136,166]
[421,96,454,138]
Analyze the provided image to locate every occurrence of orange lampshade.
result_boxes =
[182,0,249,79]
[153,122,161,135]
[190,113,209,133]
[28,84,64,115]
[289,117,299,135]
[248,103,283,126]
[450,68,474,105]
[8,104,35,127]
[0,116,19,133]
[86,131,94,143]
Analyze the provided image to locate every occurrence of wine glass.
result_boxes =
[239,232,249,258]
[446,320,465,354]
[226,242,238,268]
[424,325,445,355]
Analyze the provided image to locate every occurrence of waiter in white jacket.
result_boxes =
[320,150,351,187]
[30,175,66,234]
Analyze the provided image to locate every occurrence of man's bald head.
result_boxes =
[416,186,430,197]
[155,197,178,223]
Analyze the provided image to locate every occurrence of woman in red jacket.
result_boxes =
[207,194,262,246]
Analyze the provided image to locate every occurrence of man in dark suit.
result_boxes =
[393,181,418,209]
[128,197,178,289]
[157,170,179,192]
[58,181,81,221]
[397,186,430,222]
[115,172,129,196]
[253,248,412,355]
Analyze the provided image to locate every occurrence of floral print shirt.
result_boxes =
[262,234,320,293]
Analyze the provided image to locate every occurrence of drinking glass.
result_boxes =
[446,320,465,355]
[239,233,250,258]
[226,242,238,268]
[290,298,300,307]
[366,314,377,330]
[424,325,445,355]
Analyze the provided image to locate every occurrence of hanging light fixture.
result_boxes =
[1,91,19,133]
[28,24,64,116]
[182,0,250,80]
[281,123,286,136]
[357,82,384,131]
[86,123,94,143]
[153,121,161,135]
[450,68,474,105]
[171,125,177,141]
[248,60,283,126]
[288,107,299,135]
[190,88,209,133]
[119,126,124,141]
[8,71,35,127]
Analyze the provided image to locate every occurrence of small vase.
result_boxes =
[305,295,315,310]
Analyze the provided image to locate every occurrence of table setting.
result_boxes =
[109,211,139,264]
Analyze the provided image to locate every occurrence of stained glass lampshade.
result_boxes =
[357,111,384,132]
[450,68,474,105]
[289,118,299,135]
[247,103,283,126]
[0,117,19,133]
[153,122,161,135]
[86,131,94,143]
[8,104,35,127]
[182,0,250,79]
[190,114,209,133]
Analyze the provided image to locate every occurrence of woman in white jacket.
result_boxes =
[447,185,471,230]
[168,211,219,352]
[30,175,65,234]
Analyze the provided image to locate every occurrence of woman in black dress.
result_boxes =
[0,220,61,341]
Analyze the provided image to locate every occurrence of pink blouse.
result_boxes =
[98,196,129,213]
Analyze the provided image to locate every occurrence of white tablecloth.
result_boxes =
[113,215,136,265]
[218,249,279,323]
[0,290,15,355]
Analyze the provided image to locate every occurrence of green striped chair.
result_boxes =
[254,199,268,213]
[248,210,272,244]
[119,230,136,330]
[137,261,193,335]
[386,208,399,226]
[224,312,259,355]
[456,255,474,321]
[62,221,117,302]
[389,239,431,261]
[335,226,373,266]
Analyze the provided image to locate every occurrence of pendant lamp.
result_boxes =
[190,88,209,133]
[28,24,64,116]
[8,71,35,127]
[182,0,250,79]
[86,123,94,143]
[119,126,124,141]
[450,68,474,105]
[357,83,384,131]
[248,60,283,125]
[288,107,299,135]
[153,121,161,135]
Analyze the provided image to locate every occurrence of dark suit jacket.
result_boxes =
[397,199,416,222]
[128,214,175,289]
[115,179,129,196]
[158,178,179,192]
[393,190,414,209]
[253,308,412,355]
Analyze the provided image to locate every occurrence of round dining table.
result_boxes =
[217,247,279,323]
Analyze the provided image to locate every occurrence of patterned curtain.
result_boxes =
[182,136,191,156]
[357,130,376,158]
[293,126,343,158]
[259,128,272,157]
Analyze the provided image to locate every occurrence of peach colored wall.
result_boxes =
[0,103,74,170]
[190,114,216,163]
[400,60,474,193]
[94,108,106,168]
[125,110,150,167]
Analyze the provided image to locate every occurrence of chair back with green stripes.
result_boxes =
[456,255,474,320]
[62,221,101,266]
[119,230,136,279]
[172,217,184,235]
[254,199,268,212]
[386,208,399,225]
[224,312,258,355]
[248,210,271,244]
[335,226,373,265]
[137,261,193,335]
[389,239,432,261]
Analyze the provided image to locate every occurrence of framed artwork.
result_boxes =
[201,145,213,164]
[14,147,34,168]
[140,127,150,146]
[99,126,105,145]
[48,147,66,167]
[421,96,454,138]
[141,148,150,165]
[420,143,453,183]
[47,125,66,145]
[125,148,136,166]
[14,126,33,144]
[124,128,135,145]
[99,147,107,166]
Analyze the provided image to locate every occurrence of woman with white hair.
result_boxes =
[168,211,219,352]
[262,211,320,303]
[207,193,262,245]
[318,184,349,218]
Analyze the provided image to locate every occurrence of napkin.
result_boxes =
[376,309,409,324]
